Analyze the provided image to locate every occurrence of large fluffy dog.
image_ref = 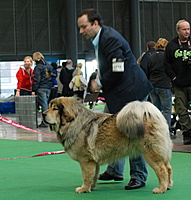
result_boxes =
[43,97,173,194]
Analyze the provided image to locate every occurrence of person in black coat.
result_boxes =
[78,8,153,190]
[147,38,176,139]
[59,59,74,97]
[32,52,53,127]
[140,41,156,76]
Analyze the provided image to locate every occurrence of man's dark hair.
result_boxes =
[78,8,103,26]
[146,41,156,50]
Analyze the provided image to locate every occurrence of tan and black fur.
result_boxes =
[43,97,173,194]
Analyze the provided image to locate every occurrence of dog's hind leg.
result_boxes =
[151,162,169,193]
[75,161,97,193]
[166,162,173,190]
[143,153,169,193]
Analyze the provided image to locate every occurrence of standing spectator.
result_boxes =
[48,62,58,103]
[59,59,74,97]
[140,41,156,75]
[77,8,153,190]
[72,63,83,76]
[15,56,34,97]
[69,63,87,99]
[32,52,53,127]
[87,69,99,109]
[164,19,191,145]
[56,63,64,97]
[147,38,176,139]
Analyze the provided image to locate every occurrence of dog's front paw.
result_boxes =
[152,187,166,194]
[75,187,91,193]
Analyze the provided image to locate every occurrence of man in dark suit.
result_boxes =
[78,8,153,190]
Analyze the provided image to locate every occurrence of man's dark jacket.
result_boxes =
[97,25,153,113]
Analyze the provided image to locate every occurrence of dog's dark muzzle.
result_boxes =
[42,112,56,126]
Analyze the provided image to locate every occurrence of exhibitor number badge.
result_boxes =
[112,58,124,72]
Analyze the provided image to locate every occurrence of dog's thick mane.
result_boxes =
[57,97,109,150]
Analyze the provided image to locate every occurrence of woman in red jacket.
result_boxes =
[15,56,34,97]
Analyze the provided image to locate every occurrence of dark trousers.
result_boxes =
[173,85,191,132]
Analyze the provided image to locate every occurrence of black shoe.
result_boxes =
[183,131,191,145]
[98,171,124,181]
[124,179,145,190]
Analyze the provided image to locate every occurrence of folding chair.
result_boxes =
[83,93,99,110]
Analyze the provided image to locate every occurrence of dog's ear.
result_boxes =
[63,107,75,122]
[73,95,83,104]
[57,99,75,124]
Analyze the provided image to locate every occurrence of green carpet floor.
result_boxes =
[0,139,190,200]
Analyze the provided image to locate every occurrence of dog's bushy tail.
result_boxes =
[116,100,168,139]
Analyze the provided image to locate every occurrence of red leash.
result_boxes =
[0,150,66,160]
[0,116,65,161]
[0,116,56,137]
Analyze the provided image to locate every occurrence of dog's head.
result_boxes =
[43,97,78,132]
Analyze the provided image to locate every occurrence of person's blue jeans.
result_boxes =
[48,87,58,103]
[37,88,51,124]
[104,97,148,183]
[106,155,147,183]
[149,87,172,129]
